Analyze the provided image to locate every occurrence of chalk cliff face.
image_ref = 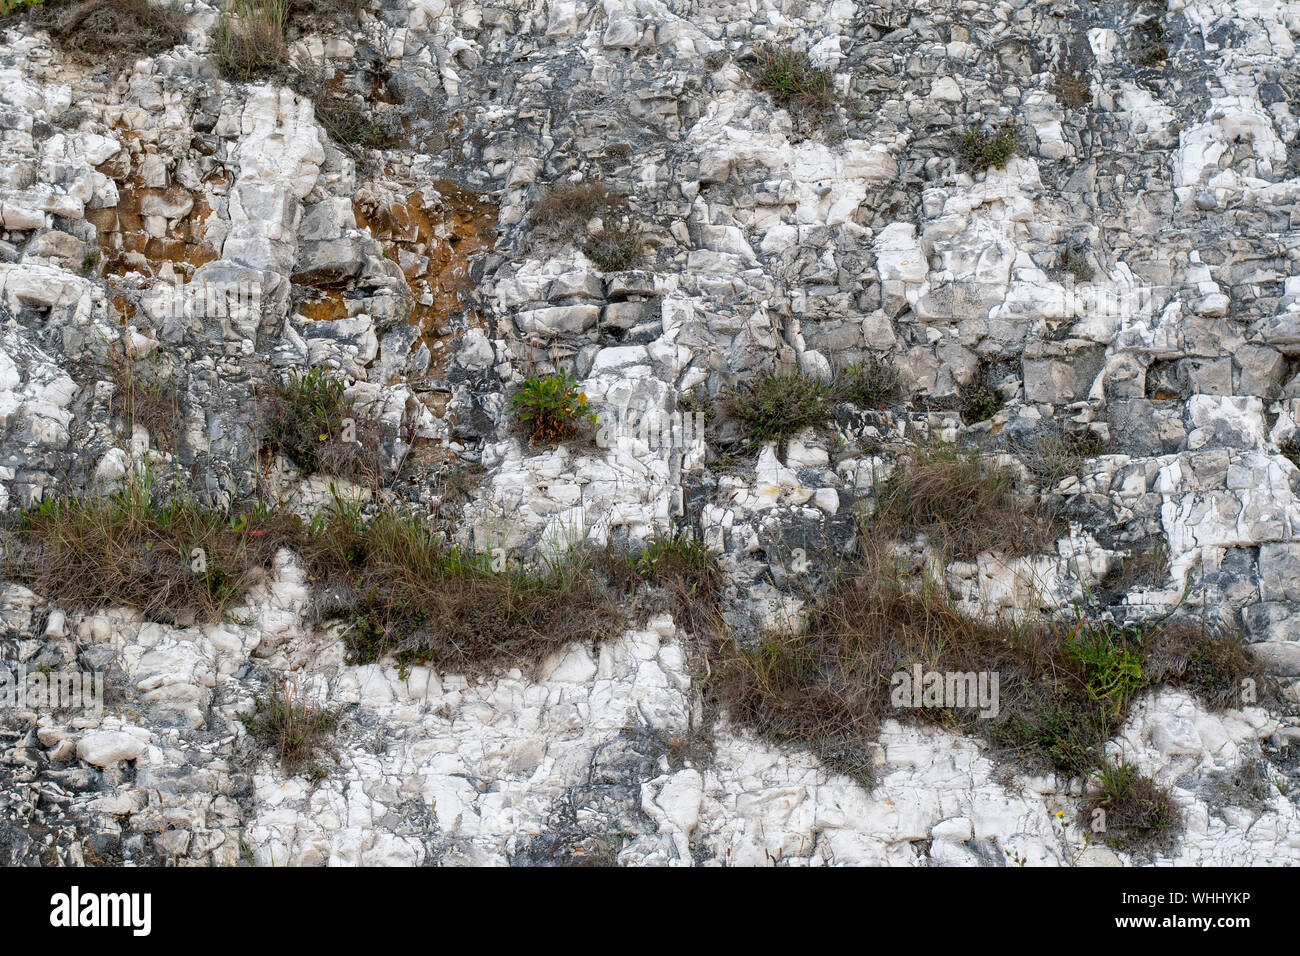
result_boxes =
[1,0,1299,867]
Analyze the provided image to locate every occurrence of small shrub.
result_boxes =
[264,367,384,481]
[2,474,301,625]
[29,0,187,64]
[723,372,833,447]
[1279,437,1300,469]
[214,0,287,83]
[835,359,900,409]
[869,441,1059,560]
[956,121,1017,172]
[240,681,339,777]
[513,372,597,443]
[305,499,622,675]
[1084,758,1178,852]
[749,44,834,112]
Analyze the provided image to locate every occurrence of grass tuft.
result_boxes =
[723,372,834,448]
[869,441,1058,560]
[240,680,339,778]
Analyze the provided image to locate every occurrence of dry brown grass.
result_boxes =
[599,529,724,635]
[30,0,187,64]
[304,499,624,675]
[2,475,302,626]
[530,182,641,272]
[869,441,1059,560]
[108,356,183,453]
[707,539,1257,853]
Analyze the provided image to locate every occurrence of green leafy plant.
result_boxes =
[513,372,597,443]
[957,121,1017,172]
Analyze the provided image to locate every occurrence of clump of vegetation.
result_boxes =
[289,54,404,154]
[214,0,287,83]
[1083,758,1177,852]
[1103,538,1171,593]
[959,369,1005,424]
[304,498,622,675]
[1015,427,1106,490]
[723,371,834,448]
[709,537,1256,852]
[1058,245,1095,283]
[263,367,385,482]
[530,181,642,272]
[1051,67,1092,109]
[956,121,1017,172]
[1132,17,1167,67]
[513,372,597,444]
[869,441,1059,560]
[240,681,339,778]
[1279,437,1300,469]
[749,44,834,112]
[603,528,723,633]
[835,359,901,409]
[2,473,301,625]
[312,94,403,153]
[28,0,187,64]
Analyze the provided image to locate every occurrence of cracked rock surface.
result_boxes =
[2,0,1300,866]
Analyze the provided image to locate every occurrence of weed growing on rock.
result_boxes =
[214,0,287,83]
[1051,68,1092,109]
[107,354,183,453]
[264,366,385,482]
[1133,18,1168,67]
[1083,758,1176,852]
[750,44,834,111]
[723,371,833,448]
[869,440,1058,559]
[1058,246,1095,283]
[1014,427,1106,490]
[304,498,622,675]
[1280,437,1300,469]
[834,359,901,409]
[513,372,597,443]
[602,528,723,633]
[240,681,339,778]
[959,369,1004,424]
[1103,538,1170,593]
[530,182,642,272]
[708,541,1257,851]
[956,121,1017,172]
